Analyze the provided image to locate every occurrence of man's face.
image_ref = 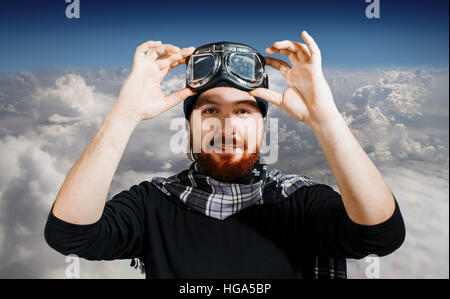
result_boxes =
[189,86,265,182]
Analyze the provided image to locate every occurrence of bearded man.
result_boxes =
[45,33,405,279]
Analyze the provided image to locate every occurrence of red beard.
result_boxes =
[193,139,260,182]
[196,151,259,182]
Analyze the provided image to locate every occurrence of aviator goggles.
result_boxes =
[185,41,269,92]
[183,41,269,120]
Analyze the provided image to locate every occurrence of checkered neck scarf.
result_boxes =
[150,157,321,220]
[135,157,347,279]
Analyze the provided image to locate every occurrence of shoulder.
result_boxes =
[131,180,186,208]
[292,183,340,198]
[125,180,169,200]
[288,183,343,209]
[108,180,167,209]
[111,180,156,199]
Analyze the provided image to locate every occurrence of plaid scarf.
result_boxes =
[150,158,322,220]
[132,158,347,278]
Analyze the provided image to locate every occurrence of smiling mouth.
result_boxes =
[211,144,244,153]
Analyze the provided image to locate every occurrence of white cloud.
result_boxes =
[48,113,81,124]
[347,69,433,119]
[161,160,173,170]
[328,67,449,165]
[0,66,447,278]
[347,160,449,278]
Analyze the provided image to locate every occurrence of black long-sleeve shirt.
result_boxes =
[44,181,405,278]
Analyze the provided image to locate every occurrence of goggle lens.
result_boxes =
[189,54,215,81]
[228,53,263,82]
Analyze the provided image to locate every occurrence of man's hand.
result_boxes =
[249,31,339,127]
[114,40,197,124]
[51,40,197,224]
[252,31,398,226]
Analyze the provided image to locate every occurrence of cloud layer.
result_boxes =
[0,66,447,278]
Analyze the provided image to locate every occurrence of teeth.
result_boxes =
[211,145,243,152]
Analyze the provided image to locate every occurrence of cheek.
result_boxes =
[189,118,201,151]
[191,117,222,152]
[242,118,264,151]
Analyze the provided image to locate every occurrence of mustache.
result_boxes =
[195,151,259,182]
[208,135,244,147]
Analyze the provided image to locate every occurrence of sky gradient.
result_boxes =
[0,0,448,73]
[0,0,448,279]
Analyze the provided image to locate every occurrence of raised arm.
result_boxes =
[50,41,196,225]
[250,31,396,226]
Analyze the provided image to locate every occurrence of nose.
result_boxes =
[207,116,243,148]
[209,127,236,146]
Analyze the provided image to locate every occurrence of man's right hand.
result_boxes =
[114,40,197,124]
[50,41,196,225]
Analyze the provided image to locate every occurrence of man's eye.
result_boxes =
[238,109,249,114]
[203,108,216,114]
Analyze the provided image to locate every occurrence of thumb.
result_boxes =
[249,88,283,107]
[165,88,197,110]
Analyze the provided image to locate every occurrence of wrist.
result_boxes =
[308,109,348,143]
[108,104,141,130]
[307,105,343,130]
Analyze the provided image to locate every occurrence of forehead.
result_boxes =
[194,87,257,107]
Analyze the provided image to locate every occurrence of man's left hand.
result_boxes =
[249,31,340,127]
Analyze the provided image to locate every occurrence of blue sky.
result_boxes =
[0,0,448,73]
[0,0,448,279]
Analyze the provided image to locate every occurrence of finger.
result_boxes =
[170,61,180,68]
[151,44,181,56]
[248,88,283,107]
[266,46,276,54]
[164,88,197,111]
[266,47,292,55]
[156,53,183,69]
[272,40,299,52]
[272,40,311,61]
[266,47,299,64]
[159,65,171,78]
[266,46,292,55]
[295,42,311,60]
[170,47,195,67]
[265,56,291,69]
[272,40,307,57]
[301,31,321,63]
[156,47,195,69]
[288,52,300,65]
[264,56,291,78]
[145,44,181,61]
[135,40,162,53]
[179,46,196,58]
[157,55,189,80]
[146,49,158,61]
[134,40,162,61]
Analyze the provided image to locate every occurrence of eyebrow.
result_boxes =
[197,98,260,109]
